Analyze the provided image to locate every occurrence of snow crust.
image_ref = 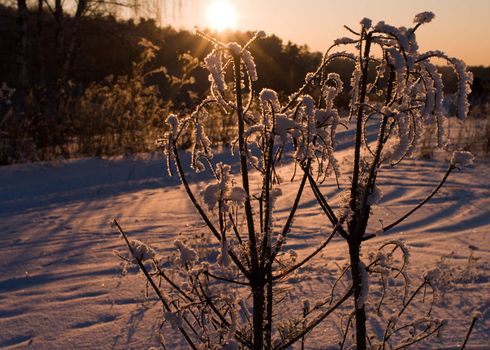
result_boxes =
[0,139,488,349]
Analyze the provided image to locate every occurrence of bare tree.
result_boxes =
[16,0,28,109]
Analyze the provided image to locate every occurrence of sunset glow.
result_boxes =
[206,0,238,31]
[170,0,490,66]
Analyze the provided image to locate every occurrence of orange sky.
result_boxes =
[163,0,490,66]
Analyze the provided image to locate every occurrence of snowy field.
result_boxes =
[1,143,489,349]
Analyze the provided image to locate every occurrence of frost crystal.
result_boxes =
[383,239,410,267]
[201,163,246,210]
[450,151,474,167]
[191,109,213,172]
[127,239,156,263]
[174,240,198,266]
[229,186,247,205]
[374,21,409,50]
[166,114,179,137]
[334,37,357,45]
[450,57,473,119]
[202,183,220,210]
[360,17,372,28]
[259,88,281,112]
[357,261,369,309]
[204,49,226,91]
[305,72,315,83]
[242,49,258,81]
[275,114,298,145]
[256,30,267,39]
[226,42,242,56]
[414,11,435,25]
[349,63,362,114]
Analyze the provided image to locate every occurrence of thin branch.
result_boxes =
[340,313,354,350]
[282,52,356,112]
[350,34,372,238]
[460,316,479,350]
[272,227,339,281]
[274,287,353,350]
[154,262,194,302]
[197,280,253,348]
[233,55,259,275]
[304,167,350,240]
[271,168,308,260]
[304,167,337,225]
[204,271,250,286]
[383,165,455,233]
[113,219,198,350]
[172,143,250,278]
[393,321,444,350]
[228,212,243,245]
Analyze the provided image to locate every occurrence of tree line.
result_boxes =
[0,3,488,164]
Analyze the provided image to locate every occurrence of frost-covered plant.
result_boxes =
[115,12,476,350]
[289,12,475,350]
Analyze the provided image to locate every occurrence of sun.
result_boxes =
[206,0,238,32]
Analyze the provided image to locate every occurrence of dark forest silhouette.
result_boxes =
[0,4,488,164]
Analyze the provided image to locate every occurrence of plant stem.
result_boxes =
[383,165,454,233]
[233,54,264,350]
[113,219,198,350]
[349,243,367,350]
[350,33,372,228]
[460,316,479,350]
[274,287,353,350]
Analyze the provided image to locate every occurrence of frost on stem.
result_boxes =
[174,239,198,266]
[159,114,180,175]
[349,63,361,117]
[201,163,246,211]
[226,41,258,82]
[384,240,410,266]
[226,42,242,56]
[204,49,226,92]
[413,11,435,25]
[451,57,473,120]
[289,92,341,180]
[450,151,475,167]
[241,48,258,82]
[259,88,281,118]
[344,15,474,164]
[166,114,179,137]
[190,109,213,172]
[117,238,157,272]
[386,48,406,97]
[360,17,372,29]
[127,239,156,263]
[275,114,299,145]
[357,261,369,309]
[334,37,357,45]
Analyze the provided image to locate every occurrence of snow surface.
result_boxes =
[1,135,489,349]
